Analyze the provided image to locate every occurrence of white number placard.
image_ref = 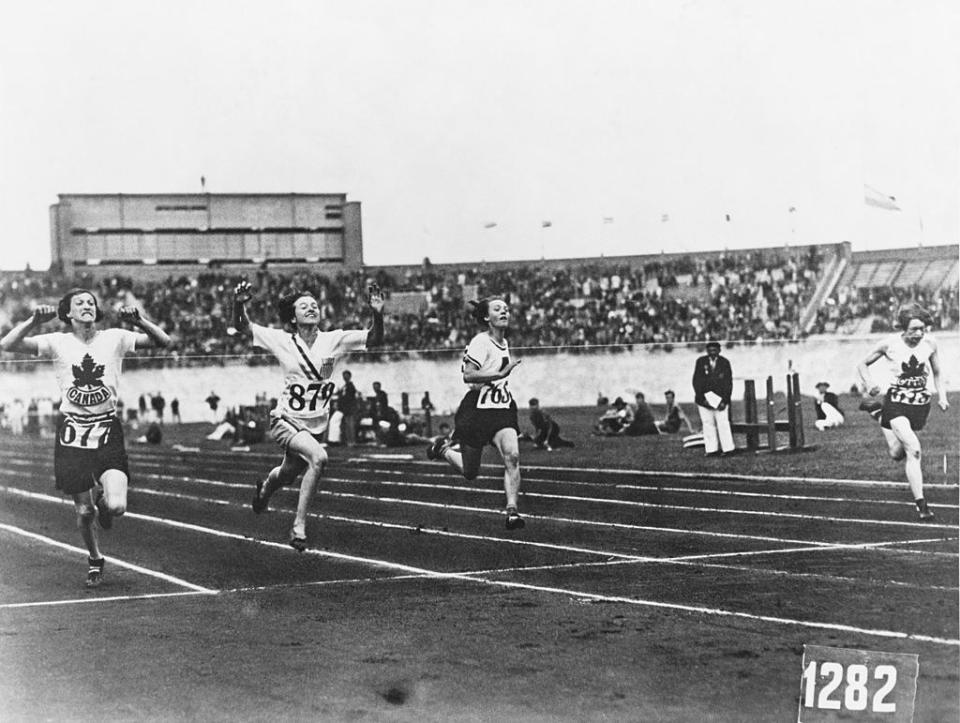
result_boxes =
[798,645,918,722]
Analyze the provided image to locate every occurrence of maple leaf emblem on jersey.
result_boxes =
[72,354,106,389]
[900,354,925,379]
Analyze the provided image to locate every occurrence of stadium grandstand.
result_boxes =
[1,234,956,370]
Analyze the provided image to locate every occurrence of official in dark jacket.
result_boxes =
[692,341,735,456]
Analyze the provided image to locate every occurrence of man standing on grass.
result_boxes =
[692,340,735,457]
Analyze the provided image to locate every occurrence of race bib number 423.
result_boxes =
[797,645,918,722]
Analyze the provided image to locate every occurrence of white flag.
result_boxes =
[864,184,900,211]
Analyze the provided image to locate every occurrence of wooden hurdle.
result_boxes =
[730,372,813,453]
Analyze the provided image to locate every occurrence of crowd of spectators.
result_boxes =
[1,244,955,369]
[811,284,958,335]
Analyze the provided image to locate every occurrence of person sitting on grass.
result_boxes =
[813,381,844,431]
[656,389,696,434]
[527,398,575,450]
[595,397,633,435]
[621,391,660,436]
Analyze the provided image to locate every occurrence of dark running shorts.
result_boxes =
[452,390,519,449]
[880,396,930,431]
[54,415,129,494]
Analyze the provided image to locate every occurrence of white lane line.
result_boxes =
[455,544,960,593]
[124,459,960,514]
[102,456,960,496]
[0,591,212,610]
[92,462,960,533]
[22,482,957,592]
[3,487,957,643]
[4,471,956,557]
[8,456,959,514]
[346,458,960,489]
[319,485,960,538]
[0,521,216,594]
[3,446,958,490]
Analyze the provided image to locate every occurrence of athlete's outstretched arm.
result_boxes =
[232,280,255,337]
[366,283,385,348]
[120,307,171,348]
[0,305,56,354]
[857,342,887,396]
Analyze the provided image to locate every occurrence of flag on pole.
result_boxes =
[864,184,900,211]
[788,206,796,213]
[541,220,552,228]
[661,213,669,223]
[602,217,614,224]
[483,222,498,229]
[724,214,731,222]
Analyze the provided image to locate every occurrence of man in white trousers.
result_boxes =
[692,340,735,456]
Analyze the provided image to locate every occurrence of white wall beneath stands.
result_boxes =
[2,334,956,422]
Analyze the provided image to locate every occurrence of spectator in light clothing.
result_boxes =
[692,341,735,456]
[813,381,844,431]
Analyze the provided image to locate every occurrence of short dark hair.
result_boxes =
[469,297,507,325]
[57,288,103,324]
[529,398,539,407]
[277,291,317,326]
[897,303,932,331]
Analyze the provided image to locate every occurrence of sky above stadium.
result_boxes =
[1,0,957,271]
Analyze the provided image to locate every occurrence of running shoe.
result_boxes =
[505,508,526,530]
[288,531,308,552]
[917,502,936,521]
[86,557,105,588]
[426,437,448,461]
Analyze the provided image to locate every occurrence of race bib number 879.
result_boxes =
[798,645,918,722]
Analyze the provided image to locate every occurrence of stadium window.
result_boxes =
[155,204,208,211]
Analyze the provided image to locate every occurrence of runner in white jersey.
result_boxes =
[233,279,384,551]
[0,288,170,587]
[427,297,526,530]
[857,304,949,520]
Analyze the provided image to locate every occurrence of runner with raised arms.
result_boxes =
[233,280,384,550]
[0,288,171,587]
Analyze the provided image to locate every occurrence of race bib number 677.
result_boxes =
[60,419,113,449]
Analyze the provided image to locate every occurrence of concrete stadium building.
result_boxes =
[49,192,363,279]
